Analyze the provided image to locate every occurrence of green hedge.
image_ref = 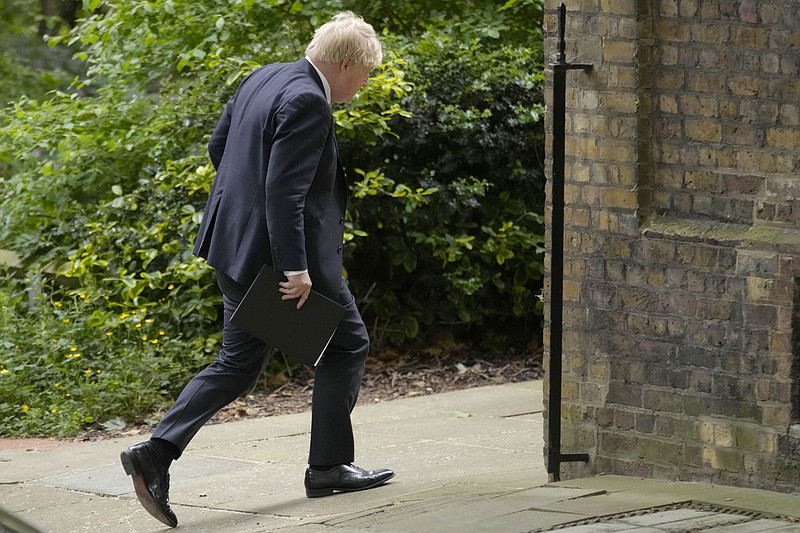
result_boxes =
[0,0,545,437]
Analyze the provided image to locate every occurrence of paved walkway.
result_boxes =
[1,381,799,532]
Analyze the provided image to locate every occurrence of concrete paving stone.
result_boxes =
[522,486,607,504]
[616,508,715,525]
[356,441,536,486]
[325,484,529,533]
[10,489,188,533]
[5,384,800,533]
[550,524,661,532]
[190,432,311,464]
[0,483,88,515]
[353,415,539,454]
[754,525,800,532]
[554,475,800,520]
[111,502,300,533]
[187,412,313,450]
[710,519,800,532]
[459,466,548,489]
[0,441,94,484]
[165,461,305,510]
[351,382,542,423]
[326,484,605,533]
[41,453,256,496]
[620,509,751,530]
[541,491,694,519]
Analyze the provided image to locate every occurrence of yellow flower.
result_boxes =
[62,319,70,324]
[50,408,57,413]
[135,323,142,329]
[79,294,86,299]
[65,392,71,397]
[73,353,81,359]
[54,301,63,308]
[168,284,175,290]
[22,405,29,412]
[142,336,148,341]
[119,313,129,319]
[96,370,102,374]
[71,346,78,352]
[151,339,159,344]
[0,369,9,375]
[145,319,153,324]
[159,330,166,336]
[106,331,114,337]
[55,383,60,388]
[84,369,92,374]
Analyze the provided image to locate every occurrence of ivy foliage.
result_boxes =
[0,0,545,437]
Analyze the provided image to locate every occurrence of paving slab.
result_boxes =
[553,475,800,520]
[702,520,800,533]
[3,382,800,533]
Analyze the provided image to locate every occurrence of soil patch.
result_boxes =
[79,351,543,442]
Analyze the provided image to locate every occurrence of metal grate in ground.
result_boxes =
[531,501,800,532]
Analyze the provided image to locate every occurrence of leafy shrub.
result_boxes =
[0,0,414,437]
[342,31,546,349]
[0,0,546,437]
[0,270,218,437]
[0,0,81,108]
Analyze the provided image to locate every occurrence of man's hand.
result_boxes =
[279,272,312,309]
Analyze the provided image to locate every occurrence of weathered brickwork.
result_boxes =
[543,0,800,492]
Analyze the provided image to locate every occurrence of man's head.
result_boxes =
[305,11,382,103]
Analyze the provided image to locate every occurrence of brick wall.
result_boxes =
[543,0,800,492]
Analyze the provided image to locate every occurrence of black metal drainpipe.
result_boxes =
[547,2,592,482]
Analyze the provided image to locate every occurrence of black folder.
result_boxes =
[230,265,346,366]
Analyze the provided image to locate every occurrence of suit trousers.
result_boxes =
[152,270,369,465]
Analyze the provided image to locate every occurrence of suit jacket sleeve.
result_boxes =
[208,98,233,170]
[266,92,332,272]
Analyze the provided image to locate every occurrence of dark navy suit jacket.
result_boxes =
[194,59,349,304]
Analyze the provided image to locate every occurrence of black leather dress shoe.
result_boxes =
[304,463,395,498]
[120,442,178,528]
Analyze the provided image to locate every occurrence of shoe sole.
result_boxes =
[306,472,395,498]
[120,450,178,528]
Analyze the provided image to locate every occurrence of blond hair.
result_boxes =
[305,11,383,70]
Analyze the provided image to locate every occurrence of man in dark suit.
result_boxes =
[120,12,393,528]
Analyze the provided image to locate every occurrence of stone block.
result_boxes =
[642,239,676,263]
[702,447,742,472]
[600,0,637,15]
[655,19,691,40]
[636,412,656,433]
[642,388,684,414]
[714,423,737,448]
[607,382,643,407]
[685,120,723,143]
[679,93,719,117]
[602,40,636,62]
[743,303,778,327]
[766,127,800,150]
[637,436,683,464]
[724,123,761,146]
[600,430,638,457]
[761,404,793,429]
[745,277,773,301]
